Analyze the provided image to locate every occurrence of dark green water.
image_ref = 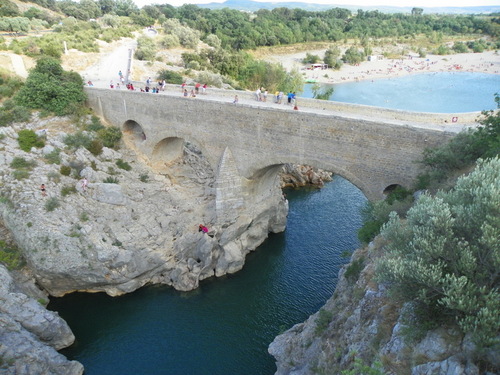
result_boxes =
[48,176,367,375]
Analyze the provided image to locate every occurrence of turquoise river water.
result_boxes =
[48,72,497,374]
[302,72,500,113]
[48,177,367,375]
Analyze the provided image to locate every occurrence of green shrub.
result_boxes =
[344,257,365,282]
[157,69,183,84]
[10,156,35,180]
[97,126,122,149]
[377,157,500,348]
[63,131,92,149]
[44,197,60,211]
[61,185,77,196]
[60,165,71,176]
[341,357,384,375]
[314,308,333,335]
[44,149,61,164]
[14,57,86,116]
[17,129,44,152]
[385,186,412,205]
[116,159,131,171]
[134,35,156,61]
[10,156,36,169]
[12,169,30,180]
[103,176,119,183]
[357,197,413,244]
[85,115,105,132]
[0,240,24,270]
[139,173,149,183]
[79,211,89,221]
[358,220,384,244]
[87,139,103,156]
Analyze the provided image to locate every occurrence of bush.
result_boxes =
[158,34,180,49]
[344,257,365,282]
[103,176,119,183]
[0,240,24,270]
[85,115,105,132]
[44,197,60,211]
[44,149,61,164]
[17,129,44,151]
[87,139,103,156]
[358,197,413,244]
[97,126,122,149]
[12,169,30,180]
[139,173,149,183]
[63,131,92,150]
[10,156,36,169]
[314,308,333,335]
[134,35,156,61]
[14,57,86,116]
[157,69,183,84]
[116,159,131,171]
[377,157,500,347]
[60,185,77,196]
[60,165,71,176]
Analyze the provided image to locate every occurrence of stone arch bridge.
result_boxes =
[85,88,465,217]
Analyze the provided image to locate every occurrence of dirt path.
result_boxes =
[78,38,137,86]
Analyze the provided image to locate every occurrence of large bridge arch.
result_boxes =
[248,158,372,200]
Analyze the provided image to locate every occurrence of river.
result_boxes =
[301,72,500,113]
[48,176,367,375]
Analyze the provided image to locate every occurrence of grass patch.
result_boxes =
[61,185,77,196]
[0,240,25,270]
[103,176,119,183]
[116,159,132,171]
[44,197,60,211]
[344,257,365,282]
[314,308,333,336]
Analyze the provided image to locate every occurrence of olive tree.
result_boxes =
[377,157,500,347]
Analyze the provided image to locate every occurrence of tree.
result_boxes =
[377,157,500,347]
[342,47,365,64]
[312,83,334,100]
[411,7,424,16]
[14,57,86,115]
[0,0,20,17]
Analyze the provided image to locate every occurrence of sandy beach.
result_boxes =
[270,50,500,84]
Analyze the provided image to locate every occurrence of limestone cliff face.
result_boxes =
[0,265,83,375]
[0,117,287,297]
[268,239,499,375]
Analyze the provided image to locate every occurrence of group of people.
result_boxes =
[254,88,297,106]
[181,82,208,96]
[39,178,88,198]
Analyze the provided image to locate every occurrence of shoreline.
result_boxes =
[289,50,500,84]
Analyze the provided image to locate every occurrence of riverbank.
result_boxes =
[271,50,500,84]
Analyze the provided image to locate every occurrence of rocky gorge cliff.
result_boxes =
[0,113,289,373]
[269,238,500,375]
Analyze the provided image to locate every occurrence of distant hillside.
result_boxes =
[197,0,500,14]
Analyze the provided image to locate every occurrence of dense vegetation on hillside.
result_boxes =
[0,0,498,91]
[354,97,500,351]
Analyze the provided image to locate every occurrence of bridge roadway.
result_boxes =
[85,84,479,203]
